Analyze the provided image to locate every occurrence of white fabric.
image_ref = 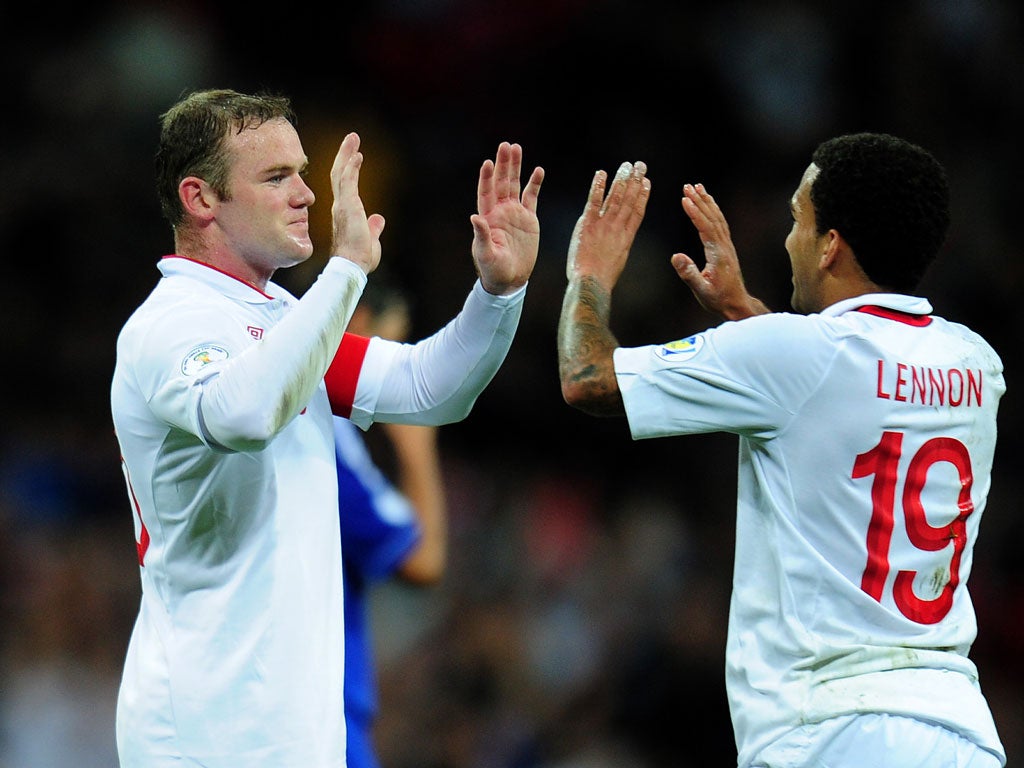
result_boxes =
[112,256,365,767]
[111,255,526,767]
[613,293,1006,767]
[348,280,526,428]
[751,712,1003,768]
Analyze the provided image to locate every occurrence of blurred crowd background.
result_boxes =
[1,1,1022,766]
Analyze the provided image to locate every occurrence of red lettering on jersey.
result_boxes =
[895,363,909,402]
[875,360,983,406]
[876,360,891,399]
[949,369,965,406]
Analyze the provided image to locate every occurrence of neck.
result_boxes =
[174,230,271,291]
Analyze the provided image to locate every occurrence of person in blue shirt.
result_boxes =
[334,282,448,768]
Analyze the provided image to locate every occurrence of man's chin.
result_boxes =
[283,237,314,264]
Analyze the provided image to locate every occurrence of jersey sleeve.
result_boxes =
[136,258,366,452]
[614,313,836,442]
[335,280,527,429]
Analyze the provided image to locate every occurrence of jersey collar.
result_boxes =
[820,292,933,319]
[158,255,278,303]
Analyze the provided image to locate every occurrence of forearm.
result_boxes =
[387,423,447,584]
[199,258,366,450]
[369,280,525,425]
[557,276,624,417]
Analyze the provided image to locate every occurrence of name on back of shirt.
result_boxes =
[875,359,983,407]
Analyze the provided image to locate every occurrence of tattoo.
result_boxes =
[557,276,624,416]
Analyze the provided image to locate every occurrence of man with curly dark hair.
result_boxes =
[558,133,1006,767]
[809,134,951,294]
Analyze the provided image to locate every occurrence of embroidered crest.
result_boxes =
[182,344,230,376]
[656,334,704,360]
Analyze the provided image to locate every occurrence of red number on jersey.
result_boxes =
[852,431,973,624]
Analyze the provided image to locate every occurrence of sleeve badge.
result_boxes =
[181,344,230,376]
[656,334,705,360]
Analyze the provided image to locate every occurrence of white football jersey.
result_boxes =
[111,255,526,767]
[111,256,366,767]
[613,293,1006,766]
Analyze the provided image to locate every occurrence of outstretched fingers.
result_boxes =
[476,157,495,217]
[626,162,651,228]
[479,141,540,214]
[499,142,523,202]
[328,131,381,274]
[567,161,650,284]
[330,132,362,191]
[600,161,650,227]
[478,141,515,215]
[682,183,730,251]
[583,169,609,222]
[471,141,542,295]
[675,183,764,320]
[521,165,545,213]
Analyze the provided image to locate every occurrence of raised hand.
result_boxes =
[470,142,544,295]
[672,183,768,320]
[556,161,649,418]
[330,132,385,275]
[566,161,651,289]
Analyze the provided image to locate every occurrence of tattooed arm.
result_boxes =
[557,161,651,417]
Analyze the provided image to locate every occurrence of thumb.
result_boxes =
[368,213,386,240]
[470,213,490,242]
[671,253,701,286]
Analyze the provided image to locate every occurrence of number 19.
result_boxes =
[852,431,973,625]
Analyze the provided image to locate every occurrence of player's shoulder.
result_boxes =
[712,310,840,349]
[117,284,244,373]
[124,274,237,330]
[927,313,1004,372]
[928,311,997,345]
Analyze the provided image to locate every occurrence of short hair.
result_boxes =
[154,88,296,228]
[810,132,950,293]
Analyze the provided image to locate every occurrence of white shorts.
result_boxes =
[749,713,1005,768]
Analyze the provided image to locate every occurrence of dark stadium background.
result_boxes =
[1,2,1021,765]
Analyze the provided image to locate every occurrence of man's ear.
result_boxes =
[179,177,217,222]
[819,229,844,271]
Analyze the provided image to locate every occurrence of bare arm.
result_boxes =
[558,162,651,416]
[350,294,447,585]
[558,275,623,416]
[384,423,447,585]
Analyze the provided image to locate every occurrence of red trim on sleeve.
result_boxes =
[856,305,932,326]
[325,333,370,418]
